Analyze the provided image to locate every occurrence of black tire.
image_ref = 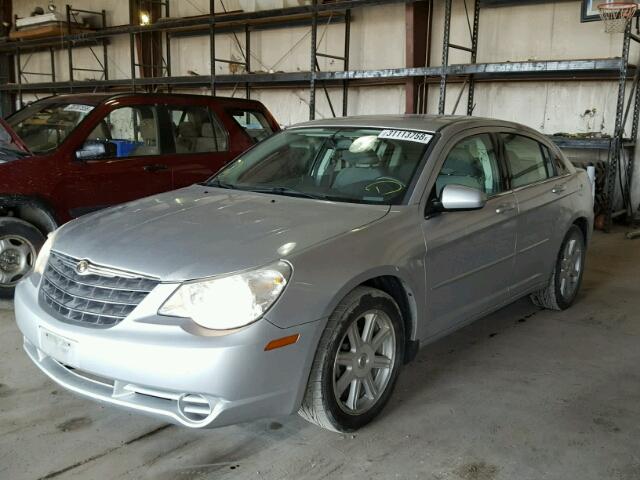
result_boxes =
[530,225,585,311]
[0,218,45,299]
[298,286,405,432]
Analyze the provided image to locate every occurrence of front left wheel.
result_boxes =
[0,218,45,299]
[298,286,405,432]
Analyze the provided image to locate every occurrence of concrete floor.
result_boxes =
[1,228,639,480]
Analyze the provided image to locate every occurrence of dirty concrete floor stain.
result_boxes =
[1,229,640,479]
[455,461,499,480]
[56,417,93,433]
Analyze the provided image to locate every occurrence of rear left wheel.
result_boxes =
[298,286,405,432]
[530,225,585,311]
[0,218,44,299]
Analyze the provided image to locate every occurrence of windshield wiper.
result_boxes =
[205,178,236,189]
[248,186,327,200]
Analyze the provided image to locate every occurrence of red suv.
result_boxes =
[0,93,279,297]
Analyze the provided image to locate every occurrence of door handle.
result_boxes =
[551,184,567,194]
[143,163,168,173]
[495,203,516,214]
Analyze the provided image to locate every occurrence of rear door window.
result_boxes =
[501,134,554,188]
[227,109,274,142]
[544,145,569,176]
[169,105,228,153]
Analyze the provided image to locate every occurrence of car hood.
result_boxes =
[54,185,391,281]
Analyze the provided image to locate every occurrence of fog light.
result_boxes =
[177,393,212,423]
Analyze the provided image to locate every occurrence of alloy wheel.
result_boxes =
[332,309,397,415]
[0,235,37,286]
[559,233,583,300]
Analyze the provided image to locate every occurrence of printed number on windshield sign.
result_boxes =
[378,129,433,144]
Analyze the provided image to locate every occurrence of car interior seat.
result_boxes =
[195,123,219,152]
[388,148,418,183]
[506,148,544,187]
[132,118,159,156]
[436,145,484,195]
[333,150,384,188]
[175,121,199,153]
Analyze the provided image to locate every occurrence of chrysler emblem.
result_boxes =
[76,260,90,275]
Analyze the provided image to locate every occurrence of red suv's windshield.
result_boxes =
[0,118,28,159]
[7,102,94,154]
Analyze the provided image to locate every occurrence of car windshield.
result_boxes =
[7,102,94,154]
[208,127,433,205]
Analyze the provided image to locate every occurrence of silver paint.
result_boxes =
[14,115,594,428]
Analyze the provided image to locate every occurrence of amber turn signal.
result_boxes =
[264,334,300,351]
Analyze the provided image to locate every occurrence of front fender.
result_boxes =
[264,208,427,339]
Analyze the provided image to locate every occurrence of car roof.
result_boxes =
[291,114,529,134]
[33,92,264,107]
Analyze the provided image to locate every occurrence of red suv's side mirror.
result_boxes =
[75,140,117,161]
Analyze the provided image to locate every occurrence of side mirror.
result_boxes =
[75,140,115,160]
[440,184,487,211]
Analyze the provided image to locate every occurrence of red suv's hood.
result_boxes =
[0,117,30,154]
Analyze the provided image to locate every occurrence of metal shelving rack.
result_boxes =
[0,0,363,116]
[1,0,639,226]
[12,5,107,106]
[0,2,634,112]
[438,0,479,116]
[437,0,640,230]
[605,20,640,229]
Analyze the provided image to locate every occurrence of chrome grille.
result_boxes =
[40,251,159,328]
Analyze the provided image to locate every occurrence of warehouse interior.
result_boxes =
[1,1,640,479]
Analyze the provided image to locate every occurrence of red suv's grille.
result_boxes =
[39,252,159,328]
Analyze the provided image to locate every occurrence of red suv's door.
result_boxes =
[54,103,173,217]
[160,102,238,188]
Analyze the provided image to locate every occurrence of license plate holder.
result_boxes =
[39,327,77,366]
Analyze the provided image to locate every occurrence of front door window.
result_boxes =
[435,134,503,198]
[85,106,160,158]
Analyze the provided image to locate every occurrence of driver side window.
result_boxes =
[85,106,160,159]
[436,134,502,198]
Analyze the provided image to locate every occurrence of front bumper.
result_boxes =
[15,278,323,428]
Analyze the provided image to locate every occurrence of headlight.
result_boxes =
[158,261,291,330]
[33,230,57,276]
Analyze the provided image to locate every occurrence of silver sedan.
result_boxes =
[15,115,593,432]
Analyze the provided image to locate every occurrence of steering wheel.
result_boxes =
[365,177,406,196]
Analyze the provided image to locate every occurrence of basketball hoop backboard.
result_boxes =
[581,0,639,22]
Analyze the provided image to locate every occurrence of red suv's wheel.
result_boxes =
[0,218,45,298]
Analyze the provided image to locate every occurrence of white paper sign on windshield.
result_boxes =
[64,104,94,114]
[378,129,433,144]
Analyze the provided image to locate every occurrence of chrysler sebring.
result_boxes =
[15,115,593,432]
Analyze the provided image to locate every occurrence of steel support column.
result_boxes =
[210,0,216,95]
[467,0,480,115]
[245,24,251,99]
[0,0,12,115]
[342,9,351,116]
[438,0,452,115]
[309,1,318,120]
[405,1,430,114]
[604,21,632,231]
